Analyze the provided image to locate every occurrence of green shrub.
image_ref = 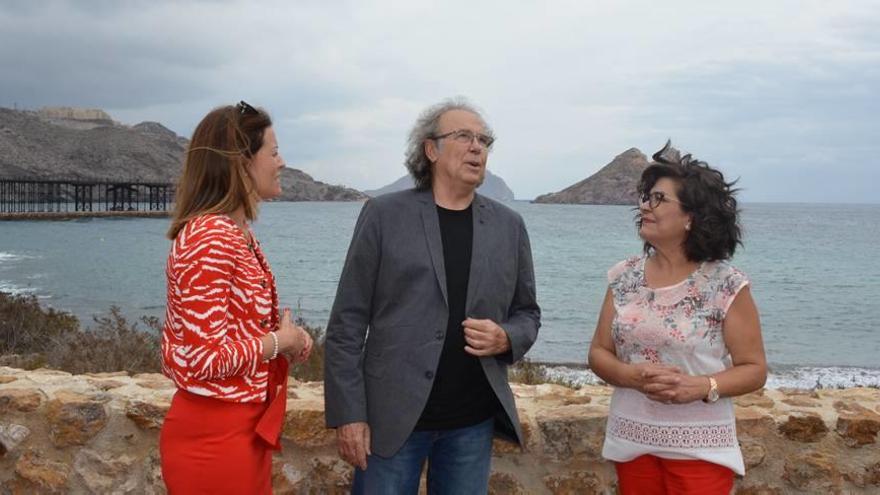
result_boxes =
[0,292,79,356]
[289,321,325,382]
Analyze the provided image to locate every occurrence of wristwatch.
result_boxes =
[703,376,719,403]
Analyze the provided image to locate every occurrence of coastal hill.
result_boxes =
[365,169,516,201]
[0,107,365,202]
[533,148,649,205]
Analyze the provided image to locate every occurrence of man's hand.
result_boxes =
[337,422,371,470]
[462,318,511,357]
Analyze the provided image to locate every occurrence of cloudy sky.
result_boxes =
[1,1,877,202]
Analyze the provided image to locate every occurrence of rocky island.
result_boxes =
[533,148,649,205]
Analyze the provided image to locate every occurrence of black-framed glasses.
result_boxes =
[640,191,683,209]
[236,100,258,116]
[430,129,495,149]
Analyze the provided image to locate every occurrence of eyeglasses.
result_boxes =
[430,129,495,149]
[640,191,683,209]
[236,100,258,116]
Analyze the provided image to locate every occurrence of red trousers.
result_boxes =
[616,454,734,495]
[160,359,288,494]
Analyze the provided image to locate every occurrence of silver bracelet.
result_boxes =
[268,331,279,361]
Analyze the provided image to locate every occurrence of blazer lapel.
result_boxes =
[466,194,489,314]
[419,190,448,306]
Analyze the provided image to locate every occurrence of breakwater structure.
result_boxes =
[1,366,878,494]
[0,177,174,220]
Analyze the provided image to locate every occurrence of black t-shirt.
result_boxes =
[416,204,499,430]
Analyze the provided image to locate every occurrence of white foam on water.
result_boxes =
[0,252,42,296]
[0,281,36,295]
[538,364,880,389]
[0,252,35,263]
[0,252,21,262]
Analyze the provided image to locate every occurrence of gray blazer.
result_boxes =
[324,188,541,457]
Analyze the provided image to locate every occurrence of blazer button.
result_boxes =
[260,280,267,288]
[260,319,269,327]
[425,371,434,379]
[435,331,444,340]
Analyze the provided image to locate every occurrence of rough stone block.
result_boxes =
[45,391,108,447]
[783,450,841,492]
[780,396,820,408]
[734,483,782,495]
[125,399,170,430]
[778,413,828,442]
[735,390,775,409]
[740,439,766,469]
[0,423,30,456]
[543,470,602,495]
[868,462,880,486]
[734,407,776,440]
[0,388,44,413]
[537,405,606,459]
[292,456,353,494]
[836,408,880,447]
[13,449,71,493]
[777,387,820,398]
[282,407,336,448]
[87,378,126,391]
[493,412,532,454]
[489,471,527,495]
[73,448,139,494]
[133,373,173,390]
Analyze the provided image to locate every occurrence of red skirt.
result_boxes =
[616,454,734,495]
[160,359,288,494]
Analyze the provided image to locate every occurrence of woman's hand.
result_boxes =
[284,330,313,364]
[641,368,711,404]
[627,362,681,393]
[275,308,310,356]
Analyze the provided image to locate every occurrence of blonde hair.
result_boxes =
[167,105,272,239]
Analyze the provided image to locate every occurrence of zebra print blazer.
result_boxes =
[162,214,279,402]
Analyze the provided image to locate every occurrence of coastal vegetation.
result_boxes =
[0,292,326,379]
[0,291,562,386]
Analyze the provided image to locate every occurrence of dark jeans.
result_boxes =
[351,418,494,495]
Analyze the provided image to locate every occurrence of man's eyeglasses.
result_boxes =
[431,129,495,149]
[640,191,683,209]
[236,100,258,116]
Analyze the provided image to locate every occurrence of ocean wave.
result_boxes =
[539,364,880,389]
[0,281,37,295]
[0,252,37,263]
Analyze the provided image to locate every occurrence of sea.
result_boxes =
[1,201,878,388]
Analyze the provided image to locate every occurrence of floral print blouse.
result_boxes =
[601,255,750,475]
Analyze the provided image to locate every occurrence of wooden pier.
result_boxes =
[0,178,174,220]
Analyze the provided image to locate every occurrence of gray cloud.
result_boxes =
[1,0,878,202]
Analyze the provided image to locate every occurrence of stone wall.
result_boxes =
[1,366,878,494]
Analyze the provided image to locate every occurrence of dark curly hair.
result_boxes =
[637,141,742,262]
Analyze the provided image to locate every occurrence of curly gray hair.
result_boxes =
[404,97,494,190]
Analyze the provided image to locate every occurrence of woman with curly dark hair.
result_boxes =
[588,142,767,494]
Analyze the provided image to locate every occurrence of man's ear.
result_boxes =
[424,139,438,163]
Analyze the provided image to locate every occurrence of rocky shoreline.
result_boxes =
[1,367,878,494]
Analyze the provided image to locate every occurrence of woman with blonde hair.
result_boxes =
[160,101,312,494]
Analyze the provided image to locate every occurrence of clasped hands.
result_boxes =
[276,308,313,363]
[630,363,710,404]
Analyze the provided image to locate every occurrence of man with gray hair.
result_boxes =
[324,98,541,494]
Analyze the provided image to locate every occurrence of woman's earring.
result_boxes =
[685,222,691,231]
